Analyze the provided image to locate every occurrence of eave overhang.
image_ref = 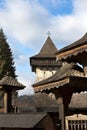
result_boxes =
[32,63,85,93]
[33,76,87,94]
[33,77,69,92]
[0,75,25,91]
[56,43,87,62]
[56,33,87,63]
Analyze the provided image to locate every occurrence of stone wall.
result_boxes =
[36,67,57,82]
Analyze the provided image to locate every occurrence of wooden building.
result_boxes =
[0,113,57,130]
[31,33,87,130]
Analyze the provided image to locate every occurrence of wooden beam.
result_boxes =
[4,91,12,113]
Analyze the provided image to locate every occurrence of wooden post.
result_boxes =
[57,97,65,130]
[60,101,65,130]
[4,92,8,113]
[4,91,12,113]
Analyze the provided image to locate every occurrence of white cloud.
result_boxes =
[17,74,34,96]
[73,0,87,14]
[0,0,51,46]
[48,0,87,48]
[0,0,87,48]
[16,55,28,65]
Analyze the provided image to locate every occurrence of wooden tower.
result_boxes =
[30,36,61,82]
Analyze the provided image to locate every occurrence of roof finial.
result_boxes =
[47,31,51,37]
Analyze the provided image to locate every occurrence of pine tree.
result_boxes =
[0,28,16,79]
[0,29,17,109]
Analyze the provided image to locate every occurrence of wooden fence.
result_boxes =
[66,114,87,130]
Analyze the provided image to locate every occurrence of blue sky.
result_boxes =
[37,0,73,15]
[0,0,87,95]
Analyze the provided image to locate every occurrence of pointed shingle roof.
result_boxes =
[30,36,61,72]
[32,36,57,58]
[0,75,25,90]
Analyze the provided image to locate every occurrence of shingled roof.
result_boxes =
[0,113,47,128]
[56,33,87,54]
[33,63,84,92]
[0,75,25,90]
[31,36,57,58]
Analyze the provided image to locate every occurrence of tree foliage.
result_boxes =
[0,29,17,108]
[0,29,16,79]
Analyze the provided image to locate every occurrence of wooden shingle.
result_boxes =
[0,113,47,128]
[0,75,25,90]
[31,36,57,58]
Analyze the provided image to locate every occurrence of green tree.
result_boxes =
[0,28,16,79]
[0,29,17,109]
